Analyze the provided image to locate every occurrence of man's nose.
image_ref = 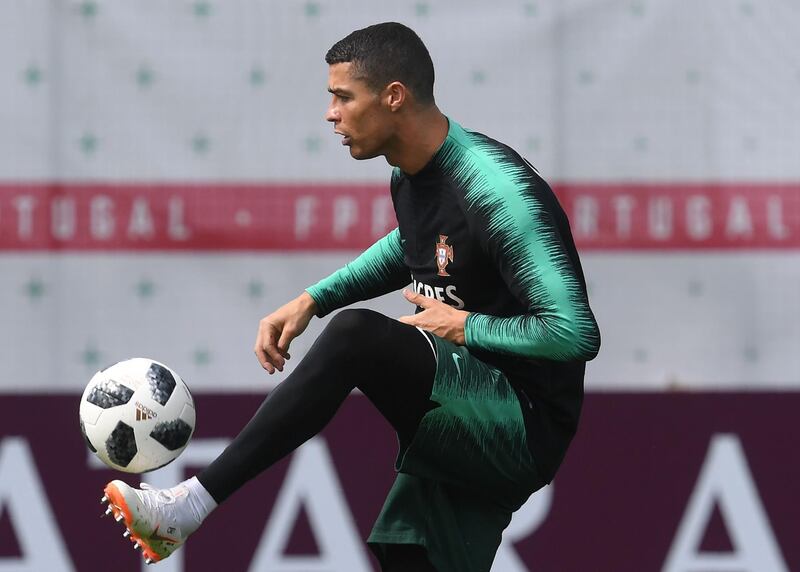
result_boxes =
[325,105,338,123]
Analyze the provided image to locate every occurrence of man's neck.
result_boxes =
[385,108,449,175]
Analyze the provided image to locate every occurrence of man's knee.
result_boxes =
[320,308,389,354]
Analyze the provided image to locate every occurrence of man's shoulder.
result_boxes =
[446,122,534,179]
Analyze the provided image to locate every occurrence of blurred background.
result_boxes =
[1,1,799,570]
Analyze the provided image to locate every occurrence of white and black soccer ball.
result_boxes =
[79,358,196,473]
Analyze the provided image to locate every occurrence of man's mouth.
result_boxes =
[335,130,351,146]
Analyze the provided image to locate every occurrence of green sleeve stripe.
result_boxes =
[306,228,409,317]
[445,122,600,361]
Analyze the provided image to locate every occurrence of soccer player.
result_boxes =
[101,22,600,571]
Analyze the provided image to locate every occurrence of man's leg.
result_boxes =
[198,308,438,502]
[102,308,440,565]
[368,335,540,572]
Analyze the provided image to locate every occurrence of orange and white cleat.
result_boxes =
[101,480,200,565]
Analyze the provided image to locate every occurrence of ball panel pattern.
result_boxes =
[147,363,176,406]
[87,379,134,409]
[106,421,137,466]
[80,357,195,473]
[149,419,192,451]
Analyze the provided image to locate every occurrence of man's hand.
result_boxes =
[254,292,318,374]
[398,289,468,345]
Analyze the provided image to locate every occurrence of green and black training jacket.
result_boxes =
[307,118,601,483]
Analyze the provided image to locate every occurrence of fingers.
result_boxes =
[263,328,286,372]
[397,315,418,326]
[403,288,434,308]
[253,325,272,373]
[400,289,433,328]
[254,321,286,374]
[277,328,295,359]
[254,345,275,374]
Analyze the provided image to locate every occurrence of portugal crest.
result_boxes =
[435,235,454,277]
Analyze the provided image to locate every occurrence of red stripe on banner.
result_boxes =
[560,182,799,250]
[0,182,798,251]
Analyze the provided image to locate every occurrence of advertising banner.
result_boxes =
[1,392,796,571]
[1,183,798,251]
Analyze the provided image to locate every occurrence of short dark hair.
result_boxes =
[325,22,435,105]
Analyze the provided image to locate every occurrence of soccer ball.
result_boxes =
[79,358,196,473]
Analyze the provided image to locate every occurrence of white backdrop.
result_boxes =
[1,0,799,392]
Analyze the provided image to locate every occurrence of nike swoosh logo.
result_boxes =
[150,524,178,544]
[452,353,462,377]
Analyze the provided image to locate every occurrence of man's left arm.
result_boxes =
[400,177,600,362]
[464,178,600,362]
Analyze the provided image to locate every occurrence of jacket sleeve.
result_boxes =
[305,228,410,317]
[463,176,601,362]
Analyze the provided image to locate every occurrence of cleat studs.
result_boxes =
[103,506,113,516]
[145,558,152,565]
[115,514,124,522]
[101,495,108,504]
[133,542,140,550]
[123,529,130,538]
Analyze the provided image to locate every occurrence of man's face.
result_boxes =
[325,62,393,160]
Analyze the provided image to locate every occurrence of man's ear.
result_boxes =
[385,81,407,112]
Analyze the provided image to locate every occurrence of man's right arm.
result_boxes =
[254,228,409,374]
[254,291,318,374]
[305,227,410,317]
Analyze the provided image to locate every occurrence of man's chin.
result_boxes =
[348,146,379,160]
